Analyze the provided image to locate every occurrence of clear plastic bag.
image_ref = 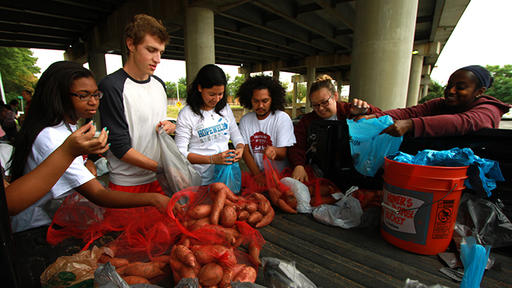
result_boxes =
[280,177,312,213]
[156,128,201,196]
[455,193,512,248]
[213,162,242,193]
[311,187,363,229]
[262,257,317,288]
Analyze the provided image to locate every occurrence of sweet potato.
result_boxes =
[232,264,246,277]
[232,265,257,282]
[97,254,112,264]
[219,267,233,288]
[179,237,191,247]
[122,275,149,284]
[122,262,165,279]
[188,204,212,219]
[284,195,298,209]
[108,257,129,268]
[152,255,170,263]
[191,245,237,266]
[204,224,240,246]
[174,245,197,267]
[210,184,227,225]
[267,188,282,204]
[170,256,198,282]
[198,263,223,286]
[246,202,258,213]
[220,205,237,228]
[190,245,216,264]
[277,198,297,214]
[238,210,250,221]
[115,264,129,275]
[256,206,275,228]
[224,198,235,207]
[188,216,211,231]
[225,187,239,202]
[248,243,261,266]
[257,198,271,214]
[247,211,263,225]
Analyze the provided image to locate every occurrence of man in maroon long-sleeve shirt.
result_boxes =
[360,65,511,138]
[288,75,380,182]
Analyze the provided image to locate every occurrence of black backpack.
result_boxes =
[306,119,383,190]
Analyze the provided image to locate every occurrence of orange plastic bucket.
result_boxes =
[380,157,468,255]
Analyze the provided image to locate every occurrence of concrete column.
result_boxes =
[422,83,429,100]
[272,67,280,82]
[185,6,215,85]
[305,65,316,113]
[292,81,298,119]
[406,54,424,107]
[350,0,418,110]
[87,51,107,82]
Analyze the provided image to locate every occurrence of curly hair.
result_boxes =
[237,75,285,111]
[186,64,228,118]
[124,14,169,54]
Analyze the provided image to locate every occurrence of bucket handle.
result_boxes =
[382,183,458,214]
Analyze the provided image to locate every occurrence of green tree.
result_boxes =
[486,65,512,104]
[164,77,187,99]
[227,74,245,97]
[164,81,176,98]
[419,80,444,103]
[285,83,307,104]
[0,47,40,104]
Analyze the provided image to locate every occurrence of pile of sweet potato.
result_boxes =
[179,182,274,229]
[170,239,257,287]
[166,183,266,287]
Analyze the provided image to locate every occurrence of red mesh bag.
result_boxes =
[47,192,180,261]
[166,184,264,285]
[241,156,342,212]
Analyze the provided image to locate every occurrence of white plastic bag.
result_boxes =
[312,186,363,229]
[262,257,317,288]
[156,128,201,196]
[280,177,312,213]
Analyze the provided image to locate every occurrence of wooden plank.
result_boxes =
[261,225,403,287]
[258,241,365,288]
[265,214,451,287]
[263,213,512,287]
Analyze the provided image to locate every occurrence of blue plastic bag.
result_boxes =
[347,116,403,176]
[213,162,242,194]
[460,236,491,288]
[389,148,505,197]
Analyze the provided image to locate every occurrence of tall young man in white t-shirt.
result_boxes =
[99,14,175,193]
[238,76,296,176]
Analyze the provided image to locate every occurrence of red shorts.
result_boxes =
[108,180,165,195]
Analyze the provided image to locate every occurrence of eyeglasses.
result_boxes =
[311,94,333,109]
[70,91,103,101]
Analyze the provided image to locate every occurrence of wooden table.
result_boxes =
[255,211,512,288]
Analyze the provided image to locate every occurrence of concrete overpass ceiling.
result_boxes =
[0,0,469,76]
[0,0,127,50]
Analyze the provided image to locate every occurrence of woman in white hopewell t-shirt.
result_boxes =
[175,64,245,185]
[8,61,170,233]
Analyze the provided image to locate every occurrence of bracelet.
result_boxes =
[210,155,213,164]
